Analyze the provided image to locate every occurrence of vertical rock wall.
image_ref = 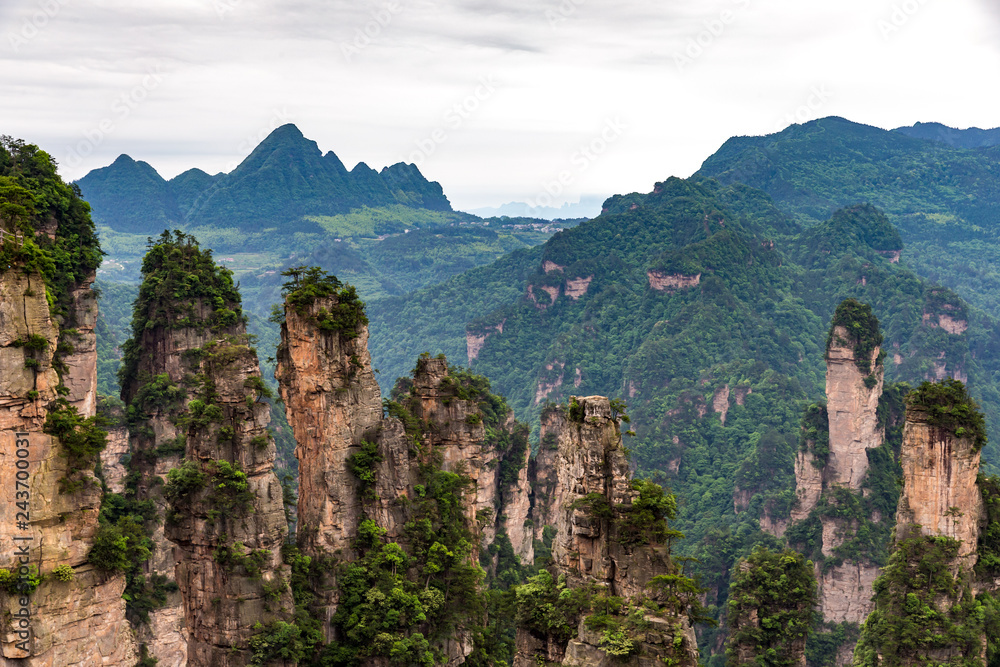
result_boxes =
[0,271,136,665]
[275,297,382,558]
[121,243,293,666]
[896,409,983,572]
[825,326,884,489]
[515,396,700,667]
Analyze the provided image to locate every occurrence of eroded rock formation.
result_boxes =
[853,379,991,665]
[769,301,897,665]
[121,236,292,666]
[0,268,137,665]
[514,397,700,667]
[276,278,531,663]
[825,325,884,490]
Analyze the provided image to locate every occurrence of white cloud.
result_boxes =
[1,0,998,210]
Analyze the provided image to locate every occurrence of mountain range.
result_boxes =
[77,123,452,233]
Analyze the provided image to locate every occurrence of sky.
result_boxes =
[2,0,999,213]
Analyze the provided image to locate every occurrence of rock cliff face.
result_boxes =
[121,238,292,666]
[514,397,699,667]
[276,280,531,662]
[896,408,983,572]
[0,268,137,665]
[853,379,991,665]
[275,294,382,558]
[825,326,883,490]
[769,302,898,665]
[782,325,884,632]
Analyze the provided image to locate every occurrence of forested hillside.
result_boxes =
[697,116,1000,319]
[367,177,1000,579]
[78,124,452,233]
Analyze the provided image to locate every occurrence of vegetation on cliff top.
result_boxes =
[278,265,368,339]
[726,546,817,667]
[826,298,885,380]
[118,230,245,396]
[907,378,988,452]
[0,135,103,319]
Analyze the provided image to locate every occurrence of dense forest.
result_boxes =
[697,116,1000,320]
[45,117,1000,662]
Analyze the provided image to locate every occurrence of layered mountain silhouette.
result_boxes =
[77,124,451,233]
[894,121,1000,149]
[695,116,1000,319]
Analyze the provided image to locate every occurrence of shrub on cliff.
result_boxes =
[44,399,109,492]
[826,298,885,378]
[726,546,817,666]
[906,378,988,452]
[279,265,367,338]
[853,527,985,665]
[89,517,151,574]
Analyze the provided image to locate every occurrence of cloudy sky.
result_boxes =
[2,0,999,212]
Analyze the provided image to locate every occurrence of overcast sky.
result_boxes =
[2,0,999,211]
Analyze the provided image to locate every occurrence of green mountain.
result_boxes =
[77,124,451,234]
[367,176,1000,555]
[696,116,1000,319]
[894,121,1000,149]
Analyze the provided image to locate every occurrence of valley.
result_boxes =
[4,115,1000,665]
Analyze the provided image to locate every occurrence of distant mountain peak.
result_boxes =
[78,125,453,232]
[893,121,1000,149]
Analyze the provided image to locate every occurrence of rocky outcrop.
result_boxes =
[713,384,730,425]
[162,339,293,666]
[853,380,989,665]
[466,320,505,363]
[275,294,382,558]
[121,241,293,666]
[100,426,130,495]
[817,564,878,624]
[789,449,823,523]
[775,303,891,664]
[277,281,531,662]
[0,269,137,665]
[515,397,699,667]
[565,276,593,300]
[647,271,700,292]
[896,407,983,571]
[825,325,883,490]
